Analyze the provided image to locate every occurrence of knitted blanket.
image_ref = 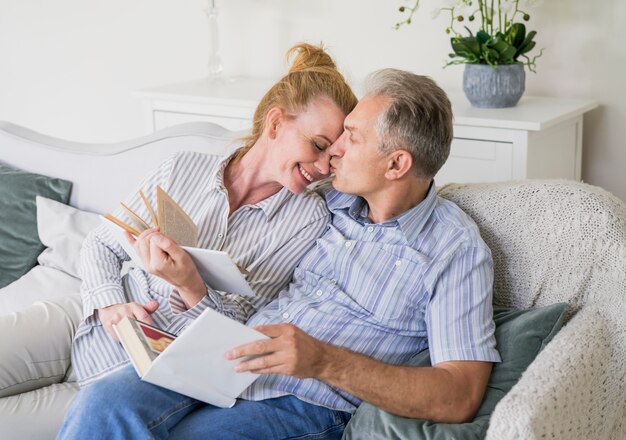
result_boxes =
[439,180,626,440]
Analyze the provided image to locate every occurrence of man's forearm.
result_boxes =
[318,344,489,423]
[231,324,492,422]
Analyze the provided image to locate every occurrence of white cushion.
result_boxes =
[36,196,101,278]
[0,266,81,315]
[0,197,99,315]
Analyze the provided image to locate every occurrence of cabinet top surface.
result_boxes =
[449,94,598,131]
[135,77,276,107]
[136,77,598,131]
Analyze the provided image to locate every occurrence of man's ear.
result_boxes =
[385,150,413,180]
[265,107,284,139]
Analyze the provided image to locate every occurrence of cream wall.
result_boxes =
[1,0,624,201]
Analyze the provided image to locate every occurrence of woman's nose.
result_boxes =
[314,150,331,176]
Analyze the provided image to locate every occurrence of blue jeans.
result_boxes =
[57,364,351,439]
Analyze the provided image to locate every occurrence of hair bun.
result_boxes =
[286,42,337,74]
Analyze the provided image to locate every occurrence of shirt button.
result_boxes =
[345,242,351,248]
[316,289,323,296]
[331,279,337,285]
[282,312,289,319]
[217,233,223,239]
[395,260,402,267]
[367,226,374,232]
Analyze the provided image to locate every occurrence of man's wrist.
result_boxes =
[317,343,349,383]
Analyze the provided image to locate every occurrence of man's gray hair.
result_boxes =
[363,69,453,179]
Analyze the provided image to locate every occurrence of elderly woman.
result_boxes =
[0,41,357,432]
[71,42,357,386]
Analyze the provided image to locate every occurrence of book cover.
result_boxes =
[114,307,268,408]
[114,317,176,377]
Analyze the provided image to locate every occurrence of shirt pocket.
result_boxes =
[337,242,430,326]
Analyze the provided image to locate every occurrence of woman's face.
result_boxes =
[271,96,346,194]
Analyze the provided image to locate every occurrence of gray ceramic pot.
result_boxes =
[463,63,525,108]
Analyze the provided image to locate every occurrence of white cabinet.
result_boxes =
[437,95,598,184]
[136,78,598,184]
[135,77,275,132]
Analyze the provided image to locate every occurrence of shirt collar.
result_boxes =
[394,181,437,245]
[208,152,235,191]
[254,187,293,220]
[210,150,293,221]
[326,181,438,245]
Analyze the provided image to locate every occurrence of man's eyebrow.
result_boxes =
[344,124,362,139]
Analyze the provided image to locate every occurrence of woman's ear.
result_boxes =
[385,150,414,180]
[265,107,284,139]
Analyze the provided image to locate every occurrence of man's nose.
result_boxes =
[327,131,346,157]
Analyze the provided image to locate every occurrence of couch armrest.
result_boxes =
[486,305,624,439]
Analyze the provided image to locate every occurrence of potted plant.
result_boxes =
[396,0,544,108]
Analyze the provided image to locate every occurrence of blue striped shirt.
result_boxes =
[72,151,330,385]
[242,183,501,413]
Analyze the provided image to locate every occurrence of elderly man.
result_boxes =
[58,69,500,440]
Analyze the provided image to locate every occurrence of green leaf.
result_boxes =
[491,38,509,53]
[505,23,526,49]
[451,36,482,61]
[489,36,517,63]
[501,45,517,63]
[516,30,537,57]
[476,31,491,46]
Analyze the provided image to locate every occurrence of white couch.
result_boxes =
[0,121,242,438]
[1,121,625,439]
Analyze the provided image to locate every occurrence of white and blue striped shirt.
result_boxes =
[242,183,501,413]
[72,151,330,385]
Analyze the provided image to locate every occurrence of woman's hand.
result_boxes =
[126,229,208,309]
[98,300,159,341]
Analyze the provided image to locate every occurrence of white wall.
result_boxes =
[1,0,624,201]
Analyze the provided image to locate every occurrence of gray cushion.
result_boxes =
[0,162,72,288]
[343,303,568,440]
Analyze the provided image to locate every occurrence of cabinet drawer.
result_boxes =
[435,138,513,185]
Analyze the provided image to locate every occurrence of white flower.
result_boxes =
[500,0,517,15]
[456,4,474,19]
[440,0,458,7]
[431,7,444,19]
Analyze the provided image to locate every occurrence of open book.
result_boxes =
[114,307,268,407]
[104,186,198,247]
[103,186,254,297]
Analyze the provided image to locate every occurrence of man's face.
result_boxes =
[327,95,391,197]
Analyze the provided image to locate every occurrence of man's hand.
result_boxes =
[97,300,159,341]
[126,229,207,308]
[226,324,332,379]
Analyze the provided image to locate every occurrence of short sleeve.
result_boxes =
[426,245,501,365]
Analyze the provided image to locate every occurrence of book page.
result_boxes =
[182,246,255,297]
[143,307,268,408]
[156,186,198,247]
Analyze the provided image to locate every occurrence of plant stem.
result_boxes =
[480,0,489,32]
[489,0,493,36]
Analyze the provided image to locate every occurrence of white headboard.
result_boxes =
[0,121,241,213]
